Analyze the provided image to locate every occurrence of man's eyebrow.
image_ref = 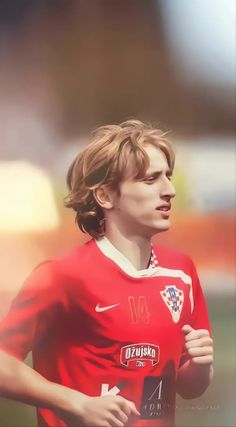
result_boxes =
[144,169,172,177]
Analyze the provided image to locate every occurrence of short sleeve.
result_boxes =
[189,260,211,333]
[0,261,66,361]
[179,258,212,367]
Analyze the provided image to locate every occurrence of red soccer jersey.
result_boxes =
[0,238,211,427]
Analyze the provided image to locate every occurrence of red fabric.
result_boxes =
[0,240,211,427]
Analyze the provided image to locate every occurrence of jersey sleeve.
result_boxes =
[189,260,211,333]
[179,258,212,367]
[0,260,66,361]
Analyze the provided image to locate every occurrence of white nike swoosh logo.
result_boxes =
[95,303,119,313]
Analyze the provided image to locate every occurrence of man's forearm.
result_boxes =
[0,350,140,426]
[0,350,85,417]
[176,360,213,399]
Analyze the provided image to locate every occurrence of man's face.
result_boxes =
[111,144,176,238]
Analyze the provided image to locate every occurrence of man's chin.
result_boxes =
[153,221,171,233]
[142,221,170,238]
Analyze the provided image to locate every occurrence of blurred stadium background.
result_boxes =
[0,1,235,426]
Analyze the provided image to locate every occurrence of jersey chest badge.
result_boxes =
[120,343,160,368]
[160,285,184,323]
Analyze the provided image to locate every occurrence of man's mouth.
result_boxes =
[156,204,171,212]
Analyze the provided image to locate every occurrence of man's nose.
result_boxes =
[161,178,176,198]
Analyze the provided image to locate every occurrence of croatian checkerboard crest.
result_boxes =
[160,285,184,323]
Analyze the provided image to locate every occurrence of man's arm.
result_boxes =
[176,325,214,399]
[0,349,79,414]
[0,350,139,427]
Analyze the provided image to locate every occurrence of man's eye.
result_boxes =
[145,176,156,183]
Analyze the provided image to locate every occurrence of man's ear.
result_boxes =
[93,186,114,210]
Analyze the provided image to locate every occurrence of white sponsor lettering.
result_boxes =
[148,380,163,401]
[125,345,156,360]
[101,384,121,396]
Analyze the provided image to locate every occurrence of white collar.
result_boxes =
[95,236,159,278]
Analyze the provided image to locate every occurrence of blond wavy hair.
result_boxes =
[64,120,175,238]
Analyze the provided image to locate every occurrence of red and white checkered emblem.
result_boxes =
[160,285,184,323]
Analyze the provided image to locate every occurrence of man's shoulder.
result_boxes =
[57,239,96,265]
[31,239,95,277]
[153,244,194,270]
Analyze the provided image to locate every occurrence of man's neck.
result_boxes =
[104,230,152,271]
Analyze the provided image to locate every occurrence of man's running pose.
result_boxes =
[0,120,213,427]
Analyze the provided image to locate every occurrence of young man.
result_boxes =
[0,120,213,427]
